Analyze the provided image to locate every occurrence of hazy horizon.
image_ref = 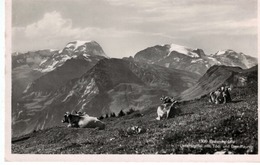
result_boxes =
[12,0,258,58]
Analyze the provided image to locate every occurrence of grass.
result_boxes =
[12,86,257,154]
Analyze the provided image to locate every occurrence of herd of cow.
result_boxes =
[156,85,232,121]
[61,85,232,129]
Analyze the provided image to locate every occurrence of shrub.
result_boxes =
[117,110,125,117]
[126,108,135,115]
[124,110,143,120]
[98,116,104,120]
[110,112,116,117]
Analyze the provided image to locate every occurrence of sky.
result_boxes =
[12,0,258,58]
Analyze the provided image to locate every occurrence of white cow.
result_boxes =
[156,100,177,120]
[62,112,105,130]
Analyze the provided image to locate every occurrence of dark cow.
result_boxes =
[209,86,232,104]
[62,112,105,130]
[223,86,232,103]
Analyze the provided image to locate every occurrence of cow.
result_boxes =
[61,112,105,130]
[160,95,175,104]
[74,110,87,116]
[156,96,178,120]
[209,86,232,104]
[223,86,232,103]
[209,89,223,104]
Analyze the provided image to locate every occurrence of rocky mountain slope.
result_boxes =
[12,49,58,101]
[12,49,58,69]
[12,41,107,98]
[134,44,257,75]
[12,41,107,100]
[12,58,199,137]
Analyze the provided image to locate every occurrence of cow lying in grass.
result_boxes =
[61,112,105,130]
[156,96,178,120]
[209,86,232,104]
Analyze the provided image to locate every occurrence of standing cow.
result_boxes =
[223,86,232,103]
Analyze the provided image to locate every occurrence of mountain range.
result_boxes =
[11,40,257,137]
[134,44,256,75]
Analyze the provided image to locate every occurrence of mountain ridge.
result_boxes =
[134,44,257,75]
[13,40,108,97]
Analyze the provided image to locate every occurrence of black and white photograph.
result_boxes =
[6,0,259,161]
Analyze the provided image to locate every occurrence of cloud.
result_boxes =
[13,1,257,38]
[14,11,132,40]
[107,0,257,37]
[24,11,75,38]
[15,11,165,38]
[13,11,86,51]
[12,0,257,57]
[178,18,257,36]
[108,0,166,7]
[12,11,176,53]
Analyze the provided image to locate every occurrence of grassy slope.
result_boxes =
[179,65,257,101]
[12,85,257,154]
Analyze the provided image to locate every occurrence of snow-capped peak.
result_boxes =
[215,49,236,56]
[65,40,93,50]
[167,44,199,58]
[49,49,59,52]
[37,49,58,52]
